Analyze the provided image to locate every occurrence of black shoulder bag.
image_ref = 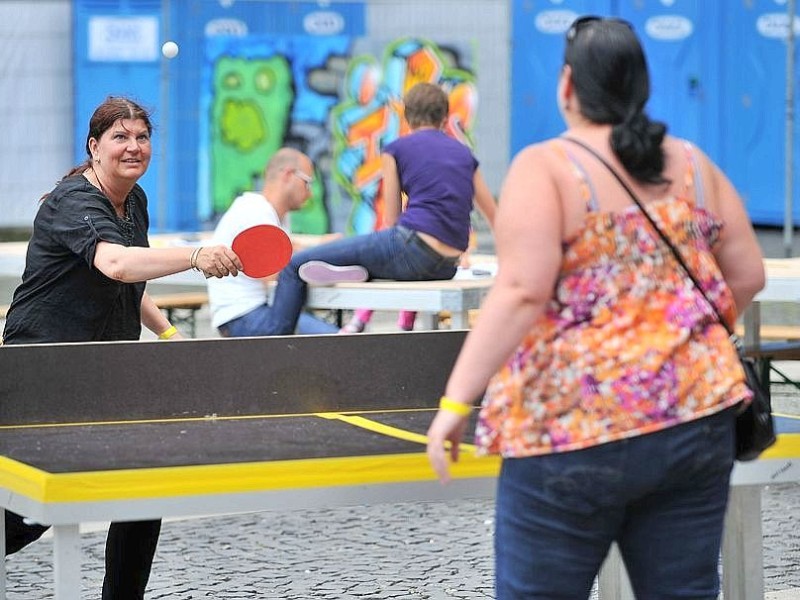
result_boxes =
[562,136,776,461]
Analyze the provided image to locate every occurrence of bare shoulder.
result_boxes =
[511,139,562,165]
[506,139,570,183]
[501,140,568,215]
[664,135,715,171]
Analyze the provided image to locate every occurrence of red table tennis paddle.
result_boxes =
[232,224,293,278]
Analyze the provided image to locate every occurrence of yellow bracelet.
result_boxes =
[158,325,178,340]
[439,396,472,417]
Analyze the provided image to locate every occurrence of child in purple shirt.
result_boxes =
[262,83,495,336]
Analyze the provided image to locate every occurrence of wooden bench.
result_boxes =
[148,292,208,338]
[736,323,800,341]
[0,292,209,338]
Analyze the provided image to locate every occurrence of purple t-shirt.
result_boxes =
[384,129,478,251]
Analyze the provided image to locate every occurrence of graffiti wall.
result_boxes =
[199,36,476,235]
[331,38,477,233]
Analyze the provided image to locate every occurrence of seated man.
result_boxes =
[208,148,338,336]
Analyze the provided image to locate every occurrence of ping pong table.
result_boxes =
[0,331,497,599]
[0,331,799,599]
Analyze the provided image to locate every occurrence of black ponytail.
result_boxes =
[565,19,670,186]
[611,111,668,185]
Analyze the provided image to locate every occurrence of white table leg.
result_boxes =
[420,312,438,330]
[597,542,635,599]
[53,524,81,600]
[450,310,467,329]
[0,509,6,600]
[722,485,763,600]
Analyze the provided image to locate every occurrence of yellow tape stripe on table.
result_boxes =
[0,452,500,504]
[2,434,797,505]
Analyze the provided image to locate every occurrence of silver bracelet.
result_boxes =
[189,246,203,272]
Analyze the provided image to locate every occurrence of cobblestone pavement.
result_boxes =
[7,476,800,600]
[4,481,800,599]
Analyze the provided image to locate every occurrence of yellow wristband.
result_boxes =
[439,396,472,417]
[158,325,178,340]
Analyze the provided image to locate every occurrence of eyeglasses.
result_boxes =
[566,15,634,42]
[293,169,314,190]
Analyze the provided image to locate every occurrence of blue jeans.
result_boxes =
[495,408,736,600]
[264,226,459,335]
[219,303,338,336]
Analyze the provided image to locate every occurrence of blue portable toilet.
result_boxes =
[74,0,365,232]
[716,1,800,226]
[73,0,163,225]
[511,0,615,156]
[617,1,722,162]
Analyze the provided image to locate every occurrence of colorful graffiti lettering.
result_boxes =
[202,36,351,233]
[201,36,474,235]
[331,38,477,233]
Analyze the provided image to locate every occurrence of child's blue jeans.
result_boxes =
[265,226,459,335]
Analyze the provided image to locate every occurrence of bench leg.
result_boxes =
[0,509,6,600]
[743,302,761,346]
[722,485,763,600]
[164,308,198,338]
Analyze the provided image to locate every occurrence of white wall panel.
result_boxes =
[0,1,72,229]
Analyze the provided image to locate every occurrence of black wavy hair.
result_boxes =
[565,18,668,185]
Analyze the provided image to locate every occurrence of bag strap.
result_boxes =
[560,136,734,339]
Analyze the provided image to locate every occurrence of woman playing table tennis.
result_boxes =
[1,96,241,600]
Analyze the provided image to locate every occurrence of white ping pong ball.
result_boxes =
[161,41,179,59]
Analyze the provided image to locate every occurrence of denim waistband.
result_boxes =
[397,226,461,266]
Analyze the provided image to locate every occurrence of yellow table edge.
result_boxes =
[0,452,502,504]
[1,433,797,505]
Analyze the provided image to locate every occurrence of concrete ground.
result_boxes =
[2,226,800,598]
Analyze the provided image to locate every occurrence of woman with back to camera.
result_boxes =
[426,16,765,599]
[2,96,241,599]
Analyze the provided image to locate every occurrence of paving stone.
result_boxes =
[5,488,800,598]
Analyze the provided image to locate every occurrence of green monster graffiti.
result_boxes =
[210,56,293,214]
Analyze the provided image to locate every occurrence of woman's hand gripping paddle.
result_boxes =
[232,224,293,278]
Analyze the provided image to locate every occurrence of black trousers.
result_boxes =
[5,511,161,600]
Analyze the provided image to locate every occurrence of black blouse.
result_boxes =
[3,175,149,344]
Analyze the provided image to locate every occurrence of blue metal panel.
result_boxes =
[510,0,798,226]
[73,0,162,226]
[718,1,799,226]
[75,0,364,232]
[617,1,722,161]
[510,0,614,156]
[166,0,365,231]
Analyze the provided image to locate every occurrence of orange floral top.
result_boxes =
[475,141,750,457]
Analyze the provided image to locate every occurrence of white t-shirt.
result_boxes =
[207,192,287,328]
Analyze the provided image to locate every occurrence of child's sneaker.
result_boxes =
[299,261,369,285]
[339,317,366,334]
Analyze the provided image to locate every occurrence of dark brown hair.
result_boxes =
[63,96,154,180]
[403,83,449,129]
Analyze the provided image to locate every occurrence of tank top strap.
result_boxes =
[552,141,600,212]
[682,141,706,208]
